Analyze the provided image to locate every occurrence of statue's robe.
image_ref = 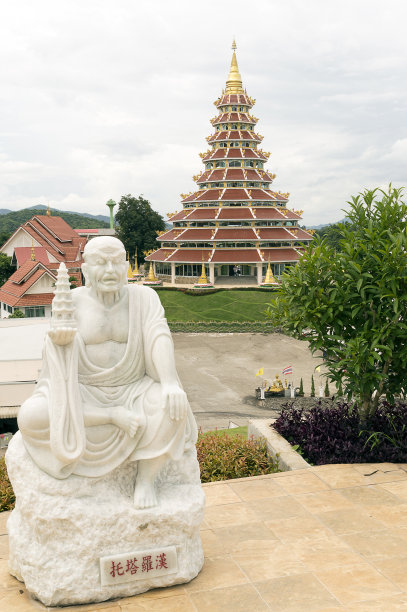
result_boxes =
[20,285,197,479]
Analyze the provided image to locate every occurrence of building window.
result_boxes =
[156,263,172,275]
[205,162,213,169]
[240,124,246,129]
[215,161,226,168]
[25,306,45,318]
[7,304,13,313]
[239,106,245,111]
[175,264,209,277]
[231,124,238,129]
[227,182,243,187]
[231,106,237,111]
[229,161,241,167]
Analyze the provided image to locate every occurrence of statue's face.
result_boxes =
[83,246,127,293]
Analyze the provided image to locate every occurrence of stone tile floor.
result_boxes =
[2,464,407,610]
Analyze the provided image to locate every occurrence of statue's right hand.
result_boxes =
[48,327,77,346]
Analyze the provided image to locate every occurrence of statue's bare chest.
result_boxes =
[74,293,130,345]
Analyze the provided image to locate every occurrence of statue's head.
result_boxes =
[82,236,127,294]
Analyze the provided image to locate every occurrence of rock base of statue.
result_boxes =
[6,432,205,607]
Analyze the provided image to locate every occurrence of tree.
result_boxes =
[0,253,14,285]
[324,379,330,397]
[266,186,407,420]
[115,195,166,263]
[311,375,315,397]
[337,379,344,397]
[9,309,25,318]
[297,378,304,397]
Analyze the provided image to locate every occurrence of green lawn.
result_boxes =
[201,426,248,438]
[157,290,274,322]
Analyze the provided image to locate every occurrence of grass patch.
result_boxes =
[201,426,248,438]
[197,429,280,482]
[157,290,274,322]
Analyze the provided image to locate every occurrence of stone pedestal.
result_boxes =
[6,432,205,607]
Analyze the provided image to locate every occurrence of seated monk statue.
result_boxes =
[18,236,197,509]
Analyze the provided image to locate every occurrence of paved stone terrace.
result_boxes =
[2,463,407,610]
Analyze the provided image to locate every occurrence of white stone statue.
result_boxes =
[18,236,197,508]
[6,237,204,606]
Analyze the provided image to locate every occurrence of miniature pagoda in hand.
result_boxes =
[146,41,313,285]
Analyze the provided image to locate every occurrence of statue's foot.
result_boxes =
[134,479,158,509]
[111,408,139,437]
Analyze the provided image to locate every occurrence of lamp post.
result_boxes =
[106,199,116,230]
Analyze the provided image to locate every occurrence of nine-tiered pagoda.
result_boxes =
[146,42,313,284]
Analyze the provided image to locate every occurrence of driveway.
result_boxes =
[173,333,327,431]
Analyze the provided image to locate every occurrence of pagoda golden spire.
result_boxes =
[31,239,36,261]
[46,203,51,217]
[225,39,243,94]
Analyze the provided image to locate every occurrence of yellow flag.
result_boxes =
[316,366,321,372]
[256,368,264,377]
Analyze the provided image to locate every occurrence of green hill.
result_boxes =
[0,208,109,244]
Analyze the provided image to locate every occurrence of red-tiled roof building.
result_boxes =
[146,42,313,284]
[0,214,85,318]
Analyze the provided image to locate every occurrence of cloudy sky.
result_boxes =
[1,0,406,226]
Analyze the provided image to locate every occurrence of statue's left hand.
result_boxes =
[162,383,188,421]
[48,327,77,346]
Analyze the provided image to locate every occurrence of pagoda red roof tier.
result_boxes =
[211,112,257,125]
[166,250,212,263]
[175,229,214,241]
[224,169,245,180]
[279,209,301,219]
[202,149,268,162]
[184,209,218,219]
[252,208,288,219]
[215,94,254,107]
[194,189,223,202]
[144,249,177,262]
[214,228,257,240]
[222,189,249,200]
[217,208,254,220]
[260,248,302,262]
[211,249,260,263]
[207,131,260,143]
[257,228,298,240]
[290,228,313,240]
[250,189,287,202]
[158,229,188,240]
[167,211,190,221]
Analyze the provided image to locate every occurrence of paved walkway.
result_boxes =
[2,462,407,610]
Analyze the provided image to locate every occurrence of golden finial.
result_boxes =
[46,203,51,216]
[225,39,243,94]
[31,239,36,261]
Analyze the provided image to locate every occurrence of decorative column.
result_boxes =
[171,262,176,285]
[209,263,215,285]
[257,262,263,285]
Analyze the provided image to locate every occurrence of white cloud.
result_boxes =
[0,0,406,224]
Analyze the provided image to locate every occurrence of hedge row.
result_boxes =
[168,321,281,333]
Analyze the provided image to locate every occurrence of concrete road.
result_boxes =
[173,333,329,431]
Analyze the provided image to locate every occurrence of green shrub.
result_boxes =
[196,432,279,482]
[0,457,15,512]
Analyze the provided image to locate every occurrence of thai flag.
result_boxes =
[282,366,293,375]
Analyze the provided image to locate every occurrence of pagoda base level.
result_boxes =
[143,280,162,286]
[259,282,279,287]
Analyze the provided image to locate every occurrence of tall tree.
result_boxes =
[266,186,407,420]
[115,195,166,263]
[0,253,14,285]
